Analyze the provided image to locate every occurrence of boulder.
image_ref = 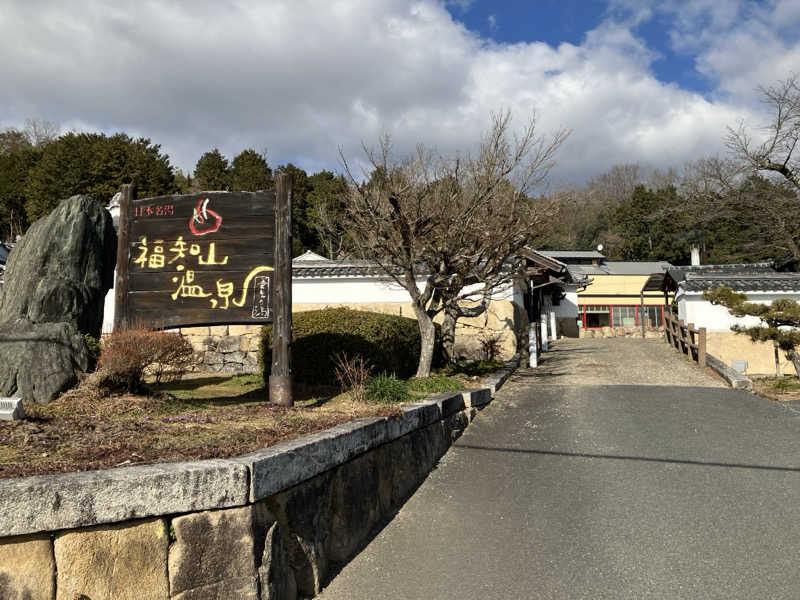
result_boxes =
[0,319,88,404]
[0,196,116,404]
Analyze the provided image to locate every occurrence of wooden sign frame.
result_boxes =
[114,174,294,405]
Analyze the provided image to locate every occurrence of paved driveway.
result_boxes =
[320,339,800,599]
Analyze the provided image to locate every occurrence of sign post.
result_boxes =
[113,183,134,332]
[270,173,293,406]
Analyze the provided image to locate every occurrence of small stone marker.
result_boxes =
[0,397,24,420]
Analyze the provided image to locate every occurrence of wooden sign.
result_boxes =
[114,189,276,330]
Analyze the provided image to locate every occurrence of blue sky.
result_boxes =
[445,0,715,94]
[1,1,798,187]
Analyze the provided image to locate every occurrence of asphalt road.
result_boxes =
[320,343,800,599]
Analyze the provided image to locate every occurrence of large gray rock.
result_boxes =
[0,195,116,403]
[0,319,89,405]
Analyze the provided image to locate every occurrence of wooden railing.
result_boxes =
[664,311,707,367]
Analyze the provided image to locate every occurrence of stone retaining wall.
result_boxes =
[181,324,262,373]
[0,360,517,600]
[579,326,664,339]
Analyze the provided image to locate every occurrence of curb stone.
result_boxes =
[706,353,753,391]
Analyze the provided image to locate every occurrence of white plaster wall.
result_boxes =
[678,291,800,332]
[293,277,411,304]
[102,283,115,333]
[554,287,579,318]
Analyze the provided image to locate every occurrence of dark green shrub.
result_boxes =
[407,375,462,394]
[445,358,505,377]
[366,373,410,403]
[260,308,443,384]
[84,333,100,370]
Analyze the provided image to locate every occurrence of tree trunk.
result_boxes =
[412,304,437,377]
[788,348,800,379]
[442,308,457,364]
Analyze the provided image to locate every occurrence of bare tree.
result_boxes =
[727,74,800,191]
[343,111,568,376]
[22,118,59,147]
[681,157,800,261]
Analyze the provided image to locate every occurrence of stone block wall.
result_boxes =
[579,326,664,339]
[181,324,262,373]
[0,360,518,599]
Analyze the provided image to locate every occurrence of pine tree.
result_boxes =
[230,149,272,191]
[24,132,175,222]
[194,148,230,191]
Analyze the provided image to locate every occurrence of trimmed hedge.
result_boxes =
[260,308,442,384]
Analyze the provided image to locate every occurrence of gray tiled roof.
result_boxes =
[292,247,573,281]
[567,261,672,277]
[539,249,605,259]
[291,260,392,279]
[680,272,800,293]
[667,262,774,283]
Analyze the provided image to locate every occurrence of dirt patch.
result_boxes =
[751,376,800,403]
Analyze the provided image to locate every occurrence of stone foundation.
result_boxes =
[181,324,262,373]
[579,326,664,339]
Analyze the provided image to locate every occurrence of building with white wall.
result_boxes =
[666,264,800,375]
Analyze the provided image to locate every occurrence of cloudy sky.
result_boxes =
[1,0,798,188]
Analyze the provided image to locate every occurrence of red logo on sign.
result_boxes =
[189,198,222,236]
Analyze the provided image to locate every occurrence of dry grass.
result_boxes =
[752,376,800,402]
[0,373,402,479]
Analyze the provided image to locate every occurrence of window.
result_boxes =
[580,304,664,328]
[641,305,663,328]
[612,306,636,327]
[584,305,610,328]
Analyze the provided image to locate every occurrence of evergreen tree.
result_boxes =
[0,146,41,240]
[230,149,272,191]
[306,170,350,257]
[194,148,230,190]
[276,163,314,256]
[0,129,32,154]
[24,132,176,222]
[611,185,690,263]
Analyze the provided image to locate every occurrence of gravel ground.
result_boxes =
[512,337,726,388]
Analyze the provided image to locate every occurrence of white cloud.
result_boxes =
[0,0,782,187]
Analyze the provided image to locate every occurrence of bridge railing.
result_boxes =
[664,311,707,368]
